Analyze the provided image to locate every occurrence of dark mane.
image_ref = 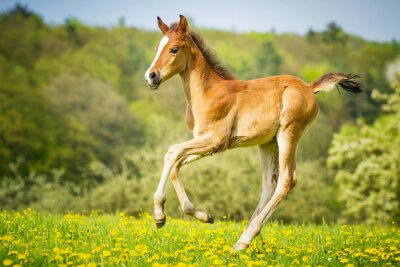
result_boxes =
[170,22,235,80]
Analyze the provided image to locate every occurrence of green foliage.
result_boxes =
[0,158,79,211]
[0,4,46,68]
[306,22,348,46]
[1,4,399,224]
[328,79,400,224]
[253,41,282,77]
[46,74,142,167]
[323,22,348,44]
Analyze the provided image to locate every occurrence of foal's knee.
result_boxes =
[164,144,182,163]
[275,180,292,203]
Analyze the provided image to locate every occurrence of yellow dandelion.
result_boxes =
[17,254,27,260]
[8,250,18,256]
[213,258,223,265]
[365,248,378,255]
[102,250,111,258]
[79,253,91,260]
[3,259,13,266]
[241,254,249,260]
[253,260,265,266]
[222,244,231,252]
[204,251,213,257]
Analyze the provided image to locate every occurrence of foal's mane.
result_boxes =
[170,22,235,80]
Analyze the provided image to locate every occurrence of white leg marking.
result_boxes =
[248,142,278,223]
[153,135,219,227]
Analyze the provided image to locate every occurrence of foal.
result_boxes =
[144,15,361,250]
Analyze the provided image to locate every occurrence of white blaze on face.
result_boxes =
[145,36,169,83]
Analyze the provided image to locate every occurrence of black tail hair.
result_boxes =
[312,72,362,94]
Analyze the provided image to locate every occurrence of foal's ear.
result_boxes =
[176,15,190,34]
[157,16,169,33]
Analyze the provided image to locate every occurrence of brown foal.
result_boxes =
[144,15,362,250]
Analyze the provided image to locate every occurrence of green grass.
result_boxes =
[0,209,399,266]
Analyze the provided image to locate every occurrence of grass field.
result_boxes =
[0,209,399,267]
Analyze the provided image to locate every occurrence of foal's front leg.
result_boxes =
[153,136,220,227]
[169,155,214,224]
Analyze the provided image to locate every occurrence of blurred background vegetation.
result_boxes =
[0,4,399,224]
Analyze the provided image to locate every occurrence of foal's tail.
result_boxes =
[311,72,362,94]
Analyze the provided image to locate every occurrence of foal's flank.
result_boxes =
[144,15,362,250]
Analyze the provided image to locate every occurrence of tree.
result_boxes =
[323,22,347,44]
[0,56,60,177]
[46,74,143,175]
[306,28,316,42]
[0,4,46,69]
[254,41,282,77]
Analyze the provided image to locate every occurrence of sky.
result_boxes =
[1,0,399,42]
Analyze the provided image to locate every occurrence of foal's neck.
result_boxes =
[179,47,223,110]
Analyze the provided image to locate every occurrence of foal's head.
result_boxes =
[145,15,191,90]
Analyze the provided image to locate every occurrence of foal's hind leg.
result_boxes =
[169,155,214,224]
[233,129,299,250]
[247,141,278,225]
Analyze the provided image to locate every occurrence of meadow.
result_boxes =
[0,209,399,267]
[1,6,400,267]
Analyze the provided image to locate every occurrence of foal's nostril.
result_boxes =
[149,72,157,79]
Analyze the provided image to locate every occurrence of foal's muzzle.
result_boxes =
[146,71,162,90]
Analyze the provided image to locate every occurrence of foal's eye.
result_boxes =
[170,47,179,55]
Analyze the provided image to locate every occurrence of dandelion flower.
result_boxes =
[3,259,13,266]
[102,250,111,258]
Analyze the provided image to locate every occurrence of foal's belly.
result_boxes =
[229,112,280,148]
[228,87,281,148]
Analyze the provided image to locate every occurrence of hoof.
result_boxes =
[195,211,214,224]
[206,213,214,224]
[232,242,249,251]
[155,218,166,228]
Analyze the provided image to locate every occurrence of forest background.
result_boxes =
[1,4,399,225]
